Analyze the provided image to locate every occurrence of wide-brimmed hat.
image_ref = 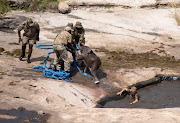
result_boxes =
[75,21,82,28]
[27,18,34,27]
[66,23,74,31]
[65,26,73,31]
[130,87,137,92]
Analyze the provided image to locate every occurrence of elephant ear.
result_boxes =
[81,46,92,56]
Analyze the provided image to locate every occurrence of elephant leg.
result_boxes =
[83,66,88,75]
[90,66,99,84]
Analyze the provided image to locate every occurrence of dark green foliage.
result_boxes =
[27,0,61,12]
[0,0,10,19]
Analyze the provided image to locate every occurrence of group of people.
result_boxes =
[52,21,85,73]
[17,18,139,103]
[17,18,101,84]
[18,18,84,65]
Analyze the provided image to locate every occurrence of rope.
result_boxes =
[36,44,53,49]
[32,44,92,82]
[73,44,92,79]
[72,54,92,79]
[32,45,72,82]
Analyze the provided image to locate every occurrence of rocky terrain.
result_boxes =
[0,2,180,123]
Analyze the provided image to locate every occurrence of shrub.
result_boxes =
[0,0,10,19]
[27,0,63,12]
[171,2,180,26]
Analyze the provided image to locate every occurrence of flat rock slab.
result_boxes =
[0,8,180,122]
[67,0,180,8]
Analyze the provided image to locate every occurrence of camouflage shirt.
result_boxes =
[18,20,40,38]
[74,27,85,42]
[53,30,72,47]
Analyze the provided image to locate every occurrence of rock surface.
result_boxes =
[58,2,71,14]
[0,7,180,122]
[67,0,180,8]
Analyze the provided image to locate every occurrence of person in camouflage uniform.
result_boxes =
[74,21,85,46]
[53,24,74,72]
[117,86,139,104]
[18,18,40,63]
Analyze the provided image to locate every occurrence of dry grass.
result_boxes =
[174,10,180,26]
[0,0,10,19]
[171,2,180,26]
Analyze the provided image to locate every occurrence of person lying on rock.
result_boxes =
[117,86,139,104]
[76,45,101,84]
[18,18,40,63]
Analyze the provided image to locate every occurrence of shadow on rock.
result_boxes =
[31,56,52,62]
[0,16,28,33]
[0,107,50,123]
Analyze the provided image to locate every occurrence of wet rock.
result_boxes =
[7,0,27,7]
[23,119,30,123]
[0,15,27,33]
[58,2,71,14]
[18,107,26,112]
[67,0,180,8]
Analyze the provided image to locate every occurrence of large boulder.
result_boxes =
[58,2,71,14]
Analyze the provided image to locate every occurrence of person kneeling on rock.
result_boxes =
[76,45,101,84]
[117,86,139,104]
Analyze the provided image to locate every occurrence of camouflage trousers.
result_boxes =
[22,35,37,45]
[53,45,70,72]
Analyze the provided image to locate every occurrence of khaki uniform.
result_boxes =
[18,20,40,45]
[74,27,85,45]
[53,30,72,71]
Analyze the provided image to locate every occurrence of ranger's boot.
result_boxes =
[53,65,57,71]
[19,56,24,61]
[27,55,31,63]
[19,46,26,61]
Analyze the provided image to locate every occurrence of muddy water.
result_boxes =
[70,68,120,93]
[97,80,180,109]
[96,48,180,70]
[0,107,50,123]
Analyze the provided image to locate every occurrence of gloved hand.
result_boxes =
[36,36,39,41]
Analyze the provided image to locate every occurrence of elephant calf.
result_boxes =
[76,46,101,84]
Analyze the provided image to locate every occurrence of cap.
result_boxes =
[75,21,82,28]
[66,23,74,31]
[65,26,73,31]
[27,18,34,27]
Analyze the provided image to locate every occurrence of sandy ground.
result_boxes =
[0,7,180,122]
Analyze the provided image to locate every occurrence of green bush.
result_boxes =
[0,0,10,19]
[28,0,61,12]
